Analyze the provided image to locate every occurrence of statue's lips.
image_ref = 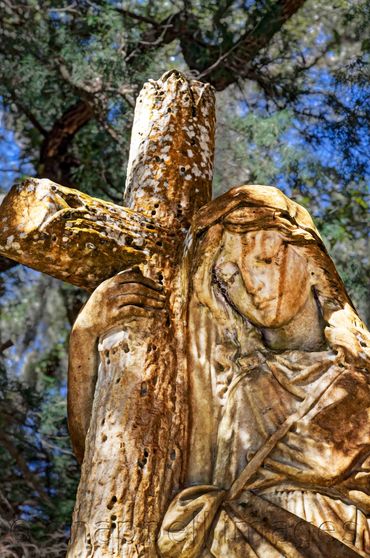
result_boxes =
[249,296,276,310]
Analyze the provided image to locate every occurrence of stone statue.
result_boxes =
[158,184,370,558]
[0,72,369,557]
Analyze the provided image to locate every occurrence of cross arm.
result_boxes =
[0,178,172,291]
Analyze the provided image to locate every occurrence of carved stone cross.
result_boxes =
[0,71,214,291]
[0,71,215,556]
[1,71,370,558]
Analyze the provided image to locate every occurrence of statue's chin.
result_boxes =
[250,292,327,352]
[242,306,295,330]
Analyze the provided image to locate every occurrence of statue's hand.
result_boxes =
[265,427,361,485]
[73,268,166,338]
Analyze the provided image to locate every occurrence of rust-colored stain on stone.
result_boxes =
[0,71,369,558]
[0,178,176,291]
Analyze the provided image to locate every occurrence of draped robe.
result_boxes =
[158,185,370,558]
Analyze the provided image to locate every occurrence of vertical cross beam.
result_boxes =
[66,71,216,557]
[124,69,215,230]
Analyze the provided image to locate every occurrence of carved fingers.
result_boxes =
[265,430,350,485]
[73,268,166,337]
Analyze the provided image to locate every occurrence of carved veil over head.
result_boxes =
[192,184,370,359]
[4,71,368,558]
[159,185,370,558]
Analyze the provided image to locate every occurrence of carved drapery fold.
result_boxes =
[1,72,369,558]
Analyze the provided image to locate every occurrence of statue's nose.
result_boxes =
[240,267,264,296]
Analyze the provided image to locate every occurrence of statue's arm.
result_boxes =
[67,269,166,464]
[264,366,370,485]
[68,323,99,464]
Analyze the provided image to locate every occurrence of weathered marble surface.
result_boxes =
[0,178,171,291]
[68,184,370,557]
[0,71,369,557]
[66,71,215,557]
[157,184,370,558]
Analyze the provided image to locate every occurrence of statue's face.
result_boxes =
[215,229,312,328]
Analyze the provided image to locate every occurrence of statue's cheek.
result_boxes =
[279,247,312,317]
[214,262,267,327]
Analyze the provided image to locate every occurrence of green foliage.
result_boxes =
[0,352,78,554]
[0,0,369,552]
[0,269,81,553]
[214,85,369,324]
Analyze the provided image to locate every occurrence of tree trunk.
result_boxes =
[67,71,215,557]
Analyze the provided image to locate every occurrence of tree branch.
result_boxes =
[193,0,307,90]
[0,255,17,273]
[113,6,160,26]
[0,340,13,354]
[9,93,48,137]
[126,1,306,90]
[0,432,50,503]
[38,100,93,185]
